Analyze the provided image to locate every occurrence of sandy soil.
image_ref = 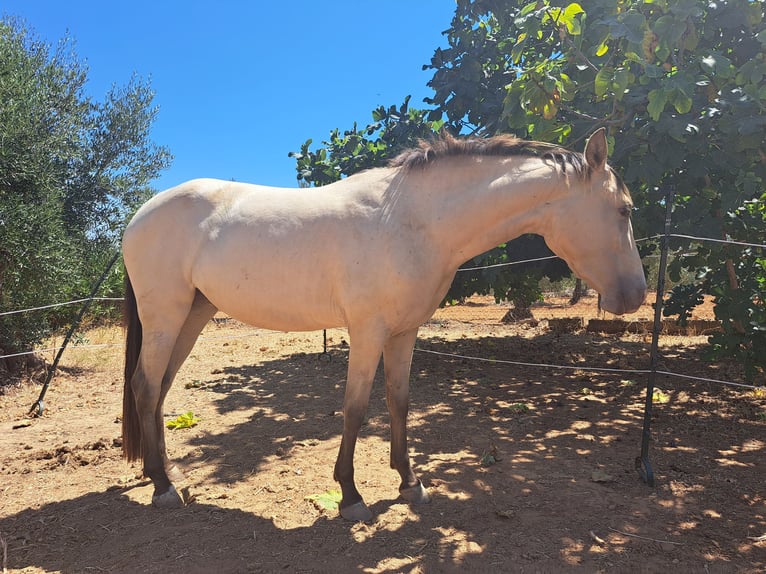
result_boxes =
[0,294,764,573]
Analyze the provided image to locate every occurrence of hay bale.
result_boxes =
[585,319,722,335]
[547,317,584,333]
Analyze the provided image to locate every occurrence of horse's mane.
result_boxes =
[390,133,590,179]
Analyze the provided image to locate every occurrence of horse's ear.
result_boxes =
[584,128,608,172]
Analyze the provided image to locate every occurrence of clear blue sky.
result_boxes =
[3,1,457,190]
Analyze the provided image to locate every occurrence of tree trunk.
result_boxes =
[725,258,746,334]
[501,299,536,323]
[569,279,586,305]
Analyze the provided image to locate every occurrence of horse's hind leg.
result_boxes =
[156,291,217,485]
[131,291,197,508]
[383,328,430,505]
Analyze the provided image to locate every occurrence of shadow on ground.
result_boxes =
[2,329,764,572]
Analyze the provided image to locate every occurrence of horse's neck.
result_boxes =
[395,157,564,269]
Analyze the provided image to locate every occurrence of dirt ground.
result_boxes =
[0,294,764,573]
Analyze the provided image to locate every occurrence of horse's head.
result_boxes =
[543,129,647,315]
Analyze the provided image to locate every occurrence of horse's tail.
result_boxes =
[122,270,143,462]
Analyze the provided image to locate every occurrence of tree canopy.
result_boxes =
[0,19,171,366]
[294,0,766,375]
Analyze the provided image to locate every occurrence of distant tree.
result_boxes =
[290,96,445,185]
[0,19,171,372]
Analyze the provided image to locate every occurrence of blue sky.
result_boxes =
[3,1,457,190]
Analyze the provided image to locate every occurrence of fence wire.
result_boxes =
[2,232,765,392]
[4,317,763,391]
[0,297,123,317]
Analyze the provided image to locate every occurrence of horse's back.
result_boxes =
[126,179,277,229]
[122,176,409,332]
[124,178,323,260]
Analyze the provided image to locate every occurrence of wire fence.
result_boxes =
[0,297,123,317]
[2,232,765,392]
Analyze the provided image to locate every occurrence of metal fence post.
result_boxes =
[636,187,675,486]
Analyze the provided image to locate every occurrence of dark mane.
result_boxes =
[389,133,590,178]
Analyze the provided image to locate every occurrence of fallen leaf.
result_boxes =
[305,489,342,511]
[166,411,200,430]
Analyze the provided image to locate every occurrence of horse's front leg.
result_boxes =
[383,328,430,505]
[333,332,385,522]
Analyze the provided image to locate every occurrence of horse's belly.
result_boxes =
[189,217,448,334]
[198,279,345,332]
[191,246,347,332]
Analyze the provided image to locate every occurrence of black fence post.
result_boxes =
[636,187,675,486]
[28,251,121,417]
[317,329,332,362]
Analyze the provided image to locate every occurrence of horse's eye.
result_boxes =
[619,206,632,219]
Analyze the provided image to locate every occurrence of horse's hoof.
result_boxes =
[399,481,431,504]
[151,485,185,508]
[340,501,373,522]
[166,465,185,482]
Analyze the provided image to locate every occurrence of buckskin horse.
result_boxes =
[121,129,646,521]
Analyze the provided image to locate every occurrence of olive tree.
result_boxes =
[0,20,171,371]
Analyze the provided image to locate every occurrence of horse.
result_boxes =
[121,128,646,521]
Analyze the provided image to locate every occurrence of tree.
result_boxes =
[290,96,445,186]
[0,19,171,371]
[422,0,765,376]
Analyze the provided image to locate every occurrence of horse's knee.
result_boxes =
[343,399,369,428]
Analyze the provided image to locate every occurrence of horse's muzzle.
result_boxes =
[601,281,647,315]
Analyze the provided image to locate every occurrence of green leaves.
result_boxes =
[652,15,686,61]
[166,412,201,430]
[595,66,633,99]
[305,489,342,511]
[544,3,585,35]
[0,21,166,364]
[736,58,766,86]
[700,53,735,79]
[652,389,671,404]
[290,96,444,187]
[646,86,692,121]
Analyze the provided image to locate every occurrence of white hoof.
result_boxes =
[399,481,431,504]
[151,485,185,508]
[340,501,373,522]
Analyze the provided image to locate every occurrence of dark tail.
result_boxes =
[122,271,143,462]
